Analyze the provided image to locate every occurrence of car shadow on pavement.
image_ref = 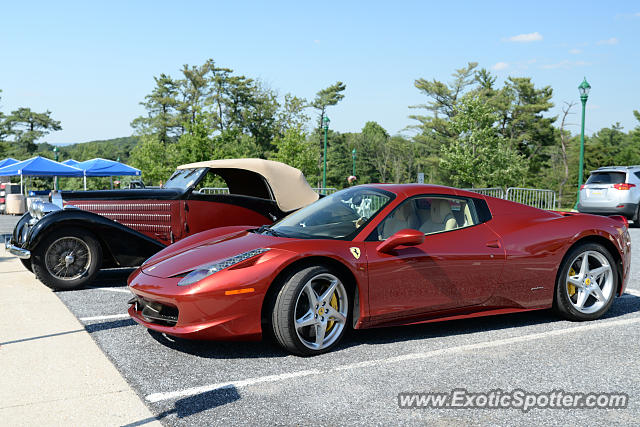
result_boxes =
[338,294,640,351]
[146,329,290,359]
[84,318,136,333]
[90,268,137,287]
[154,387,242,420]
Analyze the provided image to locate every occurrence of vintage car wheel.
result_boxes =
[20,258,33,272]
[32,228,102,291]
[554,242,617,321]
[272,266,350,356]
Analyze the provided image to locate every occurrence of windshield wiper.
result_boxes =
[255,225,283,237]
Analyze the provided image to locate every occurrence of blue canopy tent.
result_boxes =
[0,156,83,193]
[0,157,19,169]
[74,158,141,190]
[62,159,80,167]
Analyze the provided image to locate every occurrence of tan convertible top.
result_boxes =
[178,158,319,212]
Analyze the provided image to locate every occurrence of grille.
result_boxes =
[129,296,179,327]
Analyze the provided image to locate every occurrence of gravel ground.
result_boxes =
[34,227,640,425]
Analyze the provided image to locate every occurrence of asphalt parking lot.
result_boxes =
[4,211,640,426]
[49,228,640,426]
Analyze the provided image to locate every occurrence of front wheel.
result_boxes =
[271,266,350,356]
[32,228,102,291]
[554,242,617,321]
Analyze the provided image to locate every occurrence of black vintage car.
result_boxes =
[6,159,318,290]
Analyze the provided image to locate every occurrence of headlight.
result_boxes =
[177,248,270,286]
[28,200,61,220]
[28,200,43,219]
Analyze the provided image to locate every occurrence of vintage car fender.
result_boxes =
[23,208,166,268]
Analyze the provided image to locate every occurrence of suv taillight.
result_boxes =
[613,183,636,190]
[580,185,585,190]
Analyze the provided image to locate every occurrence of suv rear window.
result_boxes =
[585,172,626,185]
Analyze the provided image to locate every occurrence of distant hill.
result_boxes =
[51,136,140,163]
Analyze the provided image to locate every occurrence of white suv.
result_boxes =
[577,166,640,226]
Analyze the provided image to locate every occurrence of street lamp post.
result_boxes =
[322,116,330,191]
[575,77,591,209]
[53,146,59,190]
[352,148,357,176]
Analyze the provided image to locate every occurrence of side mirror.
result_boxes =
[376,229,425,254]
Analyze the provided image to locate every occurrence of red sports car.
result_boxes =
[128,184,631,356]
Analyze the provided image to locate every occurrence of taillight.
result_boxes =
[613,183,636,190]
[580,185,585,190]
[0,198,4,203]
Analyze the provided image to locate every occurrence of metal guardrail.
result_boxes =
[463,187,505,199]
[197,187,230,195]
[197,187,339,196]
[505,187,557,210]
[313,188,338,195]
[465,187,557,210]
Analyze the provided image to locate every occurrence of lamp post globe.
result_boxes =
[575,77,591,210]
[352,148,357,176]
[322,116,330,191]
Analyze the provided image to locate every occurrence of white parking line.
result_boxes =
[79,314,131,322]
[625,288,640,297]
[145,315,640,403]
[87,286,131,294]
[147,370,322,403]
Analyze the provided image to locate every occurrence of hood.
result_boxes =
[142,230,282,278]
[61,188,183,201]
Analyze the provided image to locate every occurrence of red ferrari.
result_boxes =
[128,184,631,356]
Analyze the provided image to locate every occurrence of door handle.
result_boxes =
[486,240,501,248]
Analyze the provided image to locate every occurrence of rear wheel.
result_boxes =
[32,228,102,290]
[554,242,617,321]
[271,266,350,356]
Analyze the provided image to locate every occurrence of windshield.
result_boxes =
[270,187,394,240]
[163,168,208,190]
[585,172,626,185]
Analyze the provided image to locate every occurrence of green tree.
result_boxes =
[409,62,478,184]
[440,95,526,188]
[355,121,392,183]
[131,74,181,143]
[270,127,317,183]
[5,108,62,155]
[128,135,176,185]
[173,109,213,165]
[311,81,346,128]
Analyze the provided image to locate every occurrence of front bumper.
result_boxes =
[577,202,638,219]
[127,271,265,341]
[5,241,31,259]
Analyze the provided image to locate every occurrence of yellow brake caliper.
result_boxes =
[567,268,577,297]
[326,293,339,332]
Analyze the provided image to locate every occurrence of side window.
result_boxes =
[376,196,480,240]
[634,172,640,181]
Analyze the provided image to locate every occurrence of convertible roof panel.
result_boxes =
[178,158,319,212]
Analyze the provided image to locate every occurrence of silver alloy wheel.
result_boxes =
[44,236,92,281]
[565,250,614,314]
[294,273,348,350]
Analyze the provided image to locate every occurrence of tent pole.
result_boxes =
[20,174,23,195]
[84,174,87,191]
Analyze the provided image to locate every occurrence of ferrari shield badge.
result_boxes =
[349,247,361,260]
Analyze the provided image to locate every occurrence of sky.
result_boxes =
[1,0,639,144]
